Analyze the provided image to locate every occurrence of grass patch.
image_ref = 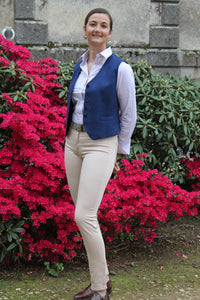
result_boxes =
[0,215,200,299]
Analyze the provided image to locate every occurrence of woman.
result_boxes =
[65,8,137,300]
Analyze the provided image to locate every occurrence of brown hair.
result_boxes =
[84,8,113,31]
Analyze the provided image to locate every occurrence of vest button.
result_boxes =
[85,99,88,102]
[84,114,87,118]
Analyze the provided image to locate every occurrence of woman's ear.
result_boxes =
[83,26,87,39]
[108,30,112,39]
[83,25,86,34]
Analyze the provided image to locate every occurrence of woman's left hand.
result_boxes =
[113,154,120,173]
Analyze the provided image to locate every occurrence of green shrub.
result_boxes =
[0,219,25,263]
[0,62,32,149]
[57,60,200,185]
[44,261,64,277]
[129,61,200,185]
[56,61,75,102]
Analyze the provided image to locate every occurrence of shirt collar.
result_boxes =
[81,47,112,64]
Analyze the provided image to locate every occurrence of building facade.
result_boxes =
[0,0,200,79]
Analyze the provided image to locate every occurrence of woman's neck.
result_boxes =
[87,45,106,74]
[88,46,106,62]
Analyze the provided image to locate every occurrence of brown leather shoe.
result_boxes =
[74,280,112,300]
[89,292,109,300]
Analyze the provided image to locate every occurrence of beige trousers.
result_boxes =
[64,128,118,291]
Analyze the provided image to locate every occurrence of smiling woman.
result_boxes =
[64,7,137,300]
[83,10,112,73]
[85,15,111,45]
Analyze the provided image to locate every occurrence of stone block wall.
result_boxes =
[0,0,199,79]
[14,0,48,45]
[0,0,14,33]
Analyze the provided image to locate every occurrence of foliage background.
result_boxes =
[0,35,200,265]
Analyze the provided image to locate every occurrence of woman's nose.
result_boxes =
[94,24,101,31]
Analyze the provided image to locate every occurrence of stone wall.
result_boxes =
[0,0,200,79]
[0,0,14,32]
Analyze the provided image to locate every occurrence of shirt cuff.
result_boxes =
[117,135,131,155]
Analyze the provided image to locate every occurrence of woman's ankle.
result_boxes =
[95,290,106,297]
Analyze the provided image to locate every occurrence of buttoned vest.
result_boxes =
[66,54,123,140]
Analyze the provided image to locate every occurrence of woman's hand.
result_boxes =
[113,154,120,173]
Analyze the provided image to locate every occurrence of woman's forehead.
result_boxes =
[87,13,110,23]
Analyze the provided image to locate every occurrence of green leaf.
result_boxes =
[7,243,17,252]
[140,97,147,105]
[31,84,35,92]
[136,69,141,78]
[168,112,174,118]
[133,144,143,153]
[19,243,23,254]
[16,220,25,227]
[177,118,181,127]
[169,147,176,158]
[11,70,16,76]
[0,223,5,233]
[185,139,190,146]
[142,126,147,139]
[22,81,31,90]
[159,115,165,123]
[189,143,194,151]
[10,232,19,241]
[59,90,66,98]
[183,126,187,135]
[13,95,18,102]
[7,233,12,242]
[0,249,6,262]
[167,132,172,140]
[174,173,179,182]
[13,227,24,233]
[156,133,163,142]
[172,135,177,147]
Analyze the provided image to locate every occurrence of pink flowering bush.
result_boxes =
[0,35,200,264]
[100,156,200,244]
[182,156,200,191]
[0,35,78,263]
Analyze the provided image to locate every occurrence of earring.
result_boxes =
[107,38,111,45]
[83,35,87,40]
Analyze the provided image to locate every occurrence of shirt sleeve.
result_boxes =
[116,62,137,155]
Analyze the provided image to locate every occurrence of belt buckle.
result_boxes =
[72,122,85,132]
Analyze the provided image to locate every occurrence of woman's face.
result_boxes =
[84,13,112,49]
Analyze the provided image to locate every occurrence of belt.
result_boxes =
[71,121,86,132]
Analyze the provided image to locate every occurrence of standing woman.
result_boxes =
[65,8,137,300]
